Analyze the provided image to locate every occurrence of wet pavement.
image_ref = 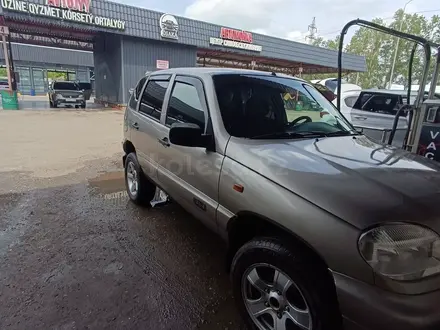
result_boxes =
[0,109,245,329]
[0,169,246,329]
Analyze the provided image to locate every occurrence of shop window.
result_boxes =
[166,81,205,129]
[139,80,169,120]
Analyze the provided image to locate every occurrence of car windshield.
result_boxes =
[53,82,79,90]
[213,74,355,139]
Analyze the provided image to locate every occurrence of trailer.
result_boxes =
[337,19,440,162]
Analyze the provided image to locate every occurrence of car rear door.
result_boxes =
[155,75,222,233]
[129,74,171,181]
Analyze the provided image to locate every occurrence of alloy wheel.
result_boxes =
[242,263,312,330]
[126,161,139,198]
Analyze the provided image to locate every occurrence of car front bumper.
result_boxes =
[332,272,440,330]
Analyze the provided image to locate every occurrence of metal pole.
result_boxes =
[7,35,16,91]
[1,34,12,91]
[389,0,413,89]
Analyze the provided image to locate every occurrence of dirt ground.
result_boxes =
[0,109,245,329]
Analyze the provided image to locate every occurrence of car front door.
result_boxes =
[156,75,222,233]
[130,75,171,182]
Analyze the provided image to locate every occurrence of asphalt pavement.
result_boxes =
[0,110,245,330]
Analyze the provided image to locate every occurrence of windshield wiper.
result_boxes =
[250,131,327,139]
[250,130,355,139]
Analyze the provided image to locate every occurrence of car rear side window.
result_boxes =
[166,81,205,129]
[139,80,169,120]
[344,96,358,108]
[129,77,147,109]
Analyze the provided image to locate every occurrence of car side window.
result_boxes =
[139,79,169,120]
[166,80,205,129]
[129,77,147,110]
[344,96,358,108]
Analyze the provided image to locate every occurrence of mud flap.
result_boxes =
[150,188,170,208]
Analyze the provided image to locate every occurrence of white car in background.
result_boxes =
[335,89,409,130]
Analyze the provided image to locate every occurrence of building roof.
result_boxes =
[0,0,367,73]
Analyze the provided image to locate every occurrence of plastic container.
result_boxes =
[30,89,36,96]
[1,90,19,110]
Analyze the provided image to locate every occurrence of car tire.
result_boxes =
[231,237,342,330]
[53,101,58,108]
[81,103,86,109]
[49,98,54,108]
[124,152,156,207]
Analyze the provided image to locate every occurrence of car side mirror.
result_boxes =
[355,127,364,134]
[169,123,211,148]
[129,88,134,95]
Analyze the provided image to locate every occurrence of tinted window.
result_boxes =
[166,81,205,128]
[53,82,79,90]
[344,96,358,108]
[139,80,169,120]
[78,82,91,90]
[357,94,405,116]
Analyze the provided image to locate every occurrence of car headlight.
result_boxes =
[56,94,63,98]
[359,223,440,281]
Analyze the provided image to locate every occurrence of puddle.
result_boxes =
[88,171,125,195]
[88,171,169,208]
[88,171,128,204]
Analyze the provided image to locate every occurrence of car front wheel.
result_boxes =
[231,237,342,330]
[124,152,156,206]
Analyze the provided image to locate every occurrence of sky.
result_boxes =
[112,0,440,43]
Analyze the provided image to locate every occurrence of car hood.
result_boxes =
[226,135,440,231]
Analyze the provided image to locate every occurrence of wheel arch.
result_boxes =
[122,140,136,167]
[226,211,329,273]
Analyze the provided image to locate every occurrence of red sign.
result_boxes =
[47,0,91,13]
[220,27,253,44]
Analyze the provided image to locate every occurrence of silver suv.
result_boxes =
[122,68,440,330]
[48,81,86,108]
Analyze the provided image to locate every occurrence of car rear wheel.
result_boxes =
[231,237,342,330]
[124,152,156,206]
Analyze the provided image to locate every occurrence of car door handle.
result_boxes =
[158,137,170,147]
[353,116,367,120]
[131,122,139,130]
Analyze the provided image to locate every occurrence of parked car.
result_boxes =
[0,79,9,90]
[123,68,440,330]
[48,81,86,108]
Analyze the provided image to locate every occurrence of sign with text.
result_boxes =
[210,27,262,52]
[417,124,440,161]
[1,0,126,30]
[156,60,169,69]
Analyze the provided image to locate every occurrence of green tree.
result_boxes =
[309,11,440,90]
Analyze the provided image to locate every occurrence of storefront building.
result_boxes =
[0,0,366,104]
[0,43,93,94]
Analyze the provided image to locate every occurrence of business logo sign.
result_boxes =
[210,27,262,52]
[0,0,126,30]
[160,14,178,40]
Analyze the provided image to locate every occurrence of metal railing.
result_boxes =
[355,125,408,145]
